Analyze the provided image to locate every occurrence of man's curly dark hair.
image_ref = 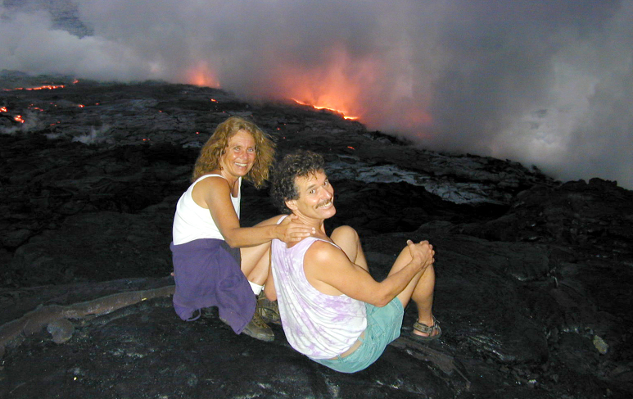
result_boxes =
[270,150,326,214]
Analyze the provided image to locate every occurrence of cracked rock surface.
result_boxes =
[1,75,632,398]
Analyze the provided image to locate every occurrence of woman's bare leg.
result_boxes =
[240,243,270,286]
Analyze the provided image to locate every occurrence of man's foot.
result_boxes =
[411,316,442,342]
[256,291,281,325]
[242,311,275,342]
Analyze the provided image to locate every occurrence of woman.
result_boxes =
[171,116,313,342]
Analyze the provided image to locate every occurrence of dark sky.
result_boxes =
[1,0,632,188]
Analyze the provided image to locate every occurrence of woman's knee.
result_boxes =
[240,243,270,273]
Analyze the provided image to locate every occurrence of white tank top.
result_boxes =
[172,174,241,245]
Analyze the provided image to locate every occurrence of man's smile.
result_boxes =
[317,198,334,209]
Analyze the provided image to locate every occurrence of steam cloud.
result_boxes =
[2,0,632,188]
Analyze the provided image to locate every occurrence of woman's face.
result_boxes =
[219,130,256,178]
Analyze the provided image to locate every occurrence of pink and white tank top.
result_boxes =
[271,228,366,359]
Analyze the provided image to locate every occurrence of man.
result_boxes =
[265,150,440,373]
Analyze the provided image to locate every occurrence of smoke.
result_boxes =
[1,0,632,188]
[71,124,111,144]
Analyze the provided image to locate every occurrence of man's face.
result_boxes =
[286,170,336,221]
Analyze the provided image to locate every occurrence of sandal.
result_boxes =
[411,316,442,342]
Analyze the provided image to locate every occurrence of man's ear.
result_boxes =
[285,199,298,211]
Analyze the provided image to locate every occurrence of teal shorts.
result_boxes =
[313,298,404,373]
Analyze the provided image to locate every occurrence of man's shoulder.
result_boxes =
[305,238,345,264]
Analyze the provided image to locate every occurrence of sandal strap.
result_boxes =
[413,316,439,334]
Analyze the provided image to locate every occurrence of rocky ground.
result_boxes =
[1,73,632,398]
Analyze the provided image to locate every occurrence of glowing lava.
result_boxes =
[1,107,25,123]
[186,63,220,88]
[291,98,359,120]
[2,80,78,92]
[273,45,382,124]
[2,84,65,92]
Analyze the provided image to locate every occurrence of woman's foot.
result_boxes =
[242,312,275,342]
[256,291,281,325]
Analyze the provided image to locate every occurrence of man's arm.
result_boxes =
[304,240,433,307]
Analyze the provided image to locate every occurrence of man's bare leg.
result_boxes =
[332,229,439,338]
[391,245,427,308]
[390,242,439,338]
[331,225,368,271]
[410,265,438,337]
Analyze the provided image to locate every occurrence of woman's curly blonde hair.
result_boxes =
[191,116,275,189]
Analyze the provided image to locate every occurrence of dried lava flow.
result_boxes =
[0,286,175,359]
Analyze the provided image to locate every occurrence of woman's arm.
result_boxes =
[194,176,313,248]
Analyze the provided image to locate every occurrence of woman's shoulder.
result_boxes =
[194,174,230,188]
[194,173,225,184]
[191,174,231,199]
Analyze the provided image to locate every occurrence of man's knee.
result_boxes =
[331,225,360,242]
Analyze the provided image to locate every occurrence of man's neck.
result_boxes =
[291,212,326,234]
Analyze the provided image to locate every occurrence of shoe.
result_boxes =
[200,307,218,319]
[242,311,275,342]
[411,316,442,342]
[256,291,281,325]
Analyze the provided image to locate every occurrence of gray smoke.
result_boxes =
[2,0,632,188]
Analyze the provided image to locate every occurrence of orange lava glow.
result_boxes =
[0,106,7,112]
[30,85,63,91]
[404,108,433,127]
[291,98,359,120]
[14,115,25,123]
[2,84,65,92]
[186,63,220,88]
[275,45,380,124]
[180,47,437,137]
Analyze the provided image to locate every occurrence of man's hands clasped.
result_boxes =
[407,240,435,271]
